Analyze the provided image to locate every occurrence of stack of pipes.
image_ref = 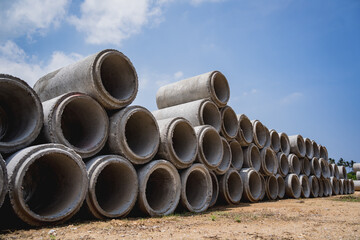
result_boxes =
[354,163,360,191]
[0,49,355,228]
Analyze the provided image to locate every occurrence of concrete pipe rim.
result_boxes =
[93,49,138,108]
[208,170,219,208]
[309,176,319,197]
[277,152,289,177]
[288,154,301,175]
[0,156,8,208]
[304,138,314,159]
[270,129,281,153]
[276,175,285,199]
[279,132,290,156]
[299,175,310,198]
[291,135,306,158]
[330,177,339,195]
[260,147,276,176]
[229,140,243,170]
[196,125,223,169]
[87,155,138,219]
[53,93,109,158]
[286,174,301,199]
[209,71,230,107]
[199,100,222,132]
[222,169,243,204]
[312,140,320,158]
[319,145,328,161]
[9,144,88,225]
[332,164,340,179]
[181,164,212,212]
[138,160,181,216]
[214,138,231,175]
[266,175,278,200]
[237,114,254,145]
[252,120,266,149]
[319,158,330,178]
[0,74,43,153]
[242,168,262,202]
[311,157,321,178]
[220,106,239,140]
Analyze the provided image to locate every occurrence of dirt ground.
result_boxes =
[1,192,359,240]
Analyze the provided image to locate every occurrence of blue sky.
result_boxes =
[0,0,359,163]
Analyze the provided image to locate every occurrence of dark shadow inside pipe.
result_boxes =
[230,142,243,169]
[172,121,197,164]
[268,177,278,199]
[218,140,230,171]
[209,172,218,206]
[212,72,229,104]
[255,123,266,147]
[223,108,238,138]
[201,102,221,130]
[280,135,289,153]
[249,172,261,200]
[185,170,208,209]
[227,172,242,202]
[280,154,289,175]
[250,146,261,170]
[291,177,301,197]
[202,130,222,165]
[240,117,253,143]
[277,177,285,197]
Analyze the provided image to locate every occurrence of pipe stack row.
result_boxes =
[354,163,360,191]
[0,49,355,228]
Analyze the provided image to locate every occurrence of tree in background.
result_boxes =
[329,158,356,180]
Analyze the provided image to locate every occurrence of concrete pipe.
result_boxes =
[263,125,271,148]
[338,166,347,179]
[318,145,329,161]
[156,117,198,169]
[321,178,329,197]
[264,175,278,200]
[340,179,348,195]
[259,174,266,201]
[229,140,243,171]
[180,164,212,212]
[260,147,277,176]
[324,178,332,197]
[319,158,330,178]
[353,163,360,172]
[354,180,360,191]
[349,179,355,193]
[214,138,231,175]
[308,175,319,198]
[310,157,321,178]
[318,178,324,197]
[220,106,239,140]
[236,114,253,147]
[288,154,301,175]
[6,144,88,226]
[137,160,180,216]
[156,71,230,109]
[347,179,352,194]
[240,168,262,202]
[288,135,306,158]
[300,157,311,176]
[108,106,160,165]
[299,175,310,198]
[338,178,344,195]
[277,152,289,177]
[330,164,340,179]
[208,171,219,208]
[330,177,339,195]
[152,99,221,132]
[219,169,243,205]
[194,125,223,170]
[251,120,267,149]
[304,138,313,159]
[276,174,285,199]
[285,174,301,199]
[0,155,8,209]
[34,49,138,110]
[356,171,360,180]
[243,143,261,171]
[42,92,109,158]
[0,74,43,154]
[85,155,138,219]
[312,140,320,158]
[279,132,290,156]
[269,129,281,153]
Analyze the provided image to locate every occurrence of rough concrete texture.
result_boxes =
[5,144,88,226]
[263,125,271,148]
[312,140,320,158]
[85,155,138,219]
[338,178,344,194]
[288,135,306,158]
[42,92,109,158]
[137,160,180,216]
[0,155,8,209]
[318,178,324,197]
[330,164,340,179]
[34,49,138,110]
[276,152,289,177]
[275,174,285,199]
[299,175,310,198]
[310,157,321,178]
[353,180,360,191]
[285,174,301,199]
[264,175,278,200]
[260,147,277,176]
[240,168,262,202]
[219,106,239,141]
[229,140,243,170]
[251,120,267,149]
[0,74,43,153]
[353,163,360,172]
[156,71,230,109]
[303,138,314,159]
[180,164,212,213]
[324,178,332,197]
[236,114,253,146]
[350,179,355,193]
[152,99,221,132]
[319,158,330,178]
[338,166,347,179]
[259,174,266,201]
[308,175,319,198]
[214,138,231,175]
[318,145,329,161]
[208,170,219,208]
[300,157,311,176]
[219,169,243,204]
[330,177,339,195]
[269,129,281,153]
[288,154,301,175]
[243,143,261,171]
[108,105,160,165]
[194,125,223,170]
[340,179,348,195]
[156,117,198,169]
[279,132,290,156]
[356,171,360,180]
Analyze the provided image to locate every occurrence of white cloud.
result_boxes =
[69,0,171,45]
[0,41,83,87]
[189,0,226,6]
[281,92,303,105]
[174,71,184,79]
[0,0,70,40]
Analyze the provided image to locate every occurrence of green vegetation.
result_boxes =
[333,195,360,202]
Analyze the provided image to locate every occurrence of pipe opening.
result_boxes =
[230,141,243,170]
[279,154,289,175]
[125,111,158,157]
[311,177,319,196]
[209,171,218,206]
[95,162,137,214]
[211,72,230,104]
[277,177,285,198]
[301,177,310,197]
[100,53,137,101]
[291,177,301,197]
[21,153,84,217]
[61,97,107,150]
[172,121,197,163]
[280,134,290,154]
[268,177,278,199]
[271,131,280,151]
[249,172,261,200]
[297,137,305,155]
[202,130,222,165]
[201,102,221,130]
[145,168,176,212]
[312,141,319,157]
[305,139,313,157]
[264,149,275,173]
[251,146,261,171]
[240,117,253,143]
[185,170,208,209]
[227,172,242,202]
[218,140,231,172]
[302,158,310,176]
[222,108,238,138]
[254,122,266,147]
[290,155,301,175]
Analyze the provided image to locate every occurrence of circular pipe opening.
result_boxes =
[264,149,275,174]
[250,145,261,171]
[289,154,301,175]
[302,158,311,176]
[221,107,238,139]
[296,136,305,156]
[270,130,280,152]
[268,176,278,199]
[304,138,313,158]
[279,153,289,176]
[227,171,242,203]
[249,171,262,200]
[201,101,221,131]
[312,141,319,158]
[211,72,230,105]
[300,176,310,197]
[230,141,243,170]
[239,115,253,143]
[319,159,329,178]
[201,129,222,166]
[209,171,219,207]
[185,170,209,210]
[280,133,290,155]
[217,139,231,173]
[171,121,197,164]
[310,177,319,197]
[277,176,285,198]
[253,121,266,148]
[291,176,301,198]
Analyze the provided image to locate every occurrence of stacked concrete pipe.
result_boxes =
[308,175,319,198]
[285,174,301,199]
[288,154,301,175]
[288,135,306,158]
[219,106,239,140]
[243,143,261,171]
[208,171,219,208]
[240,168,262,202]
[264,175,278,200]
[259,147,277,176]
[251,120,267,149]
[275,174,285,199]
[236,114,253,146]
[299,175,310,198]
[277,152,289,177]
[279,132,291,156]
[0,155,7,208]
[354,163,360,191]
[269,129,281,153]
[229,140,243,170]
[218,169,243,205]
[214,138,232,175]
